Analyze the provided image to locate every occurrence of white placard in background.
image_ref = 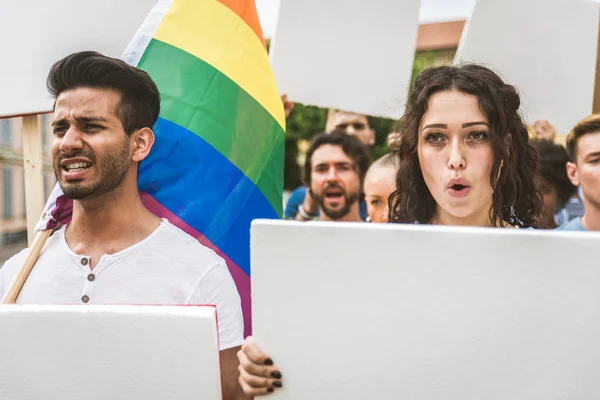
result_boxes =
[269,0,420,119]
[0,0,157,118]
[252,220,600,399]
[0,305,221,400]
[455,0,600,133]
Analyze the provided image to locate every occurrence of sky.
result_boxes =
[255,0,478,38]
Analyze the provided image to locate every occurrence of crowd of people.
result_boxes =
[283,65,598,233]
[239,65,600,396]
[0,50,598,399]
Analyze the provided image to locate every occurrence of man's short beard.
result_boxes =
[54,143,131,200]
[312,188,360,220]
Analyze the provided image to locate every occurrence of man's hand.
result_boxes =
[281,94,294,119]
[237,336,283,396]
[295,188,318,221]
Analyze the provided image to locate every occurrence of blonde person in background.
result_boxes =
[364,154,396,223]
[532,119,557,142]
[531,119,570,147]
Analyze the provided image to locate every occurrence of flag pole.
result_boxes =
[22,114,45,245]
[2,113,50,304]
[1,229,51,304]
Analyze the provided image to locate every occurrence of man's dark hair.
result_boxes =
[303,130,372,188]
[47,51,160,135]
[530,139,577,207]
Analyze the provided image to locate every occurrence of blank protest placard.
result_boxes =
[252,220,600,399]
[455,0,600,133]
[0,0,157,117]
[0,305,221,400]
[269,0,419,119]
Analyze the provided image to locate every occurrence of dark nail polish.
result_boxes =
[273,381,283,388]
[271,371,282,379]
[267,387,274,393]
[264,358,274,366]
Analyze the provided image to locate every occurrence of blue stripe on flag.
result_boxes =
[138,117,278,275]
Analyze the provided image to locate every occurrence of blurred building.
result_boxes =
[416,20,465,64]
[0,114,55,244]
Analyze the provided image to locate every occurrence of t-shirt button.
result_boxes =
[87,273,95,282]
[81,258,89,266]
[81,295,90,304]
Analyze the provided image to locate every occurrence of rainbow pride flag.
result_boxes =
[35,0,285,336]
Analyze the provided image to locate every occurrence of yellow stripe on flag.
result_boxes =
[154,0,285,129]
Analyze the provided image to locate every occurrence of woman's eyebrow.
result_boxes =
[422,123,447,131]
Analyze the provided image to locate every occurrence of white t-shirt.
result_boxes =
[0,219,243,351]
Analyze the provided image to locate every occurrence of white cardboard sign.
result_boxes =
[455,0,600,134]
[0,0,157,118]
[0,305,221,399]
[269,0,420,119]
[252,220,600,399]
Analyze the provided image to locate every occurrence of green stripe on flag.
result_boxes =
[138,39,284,215]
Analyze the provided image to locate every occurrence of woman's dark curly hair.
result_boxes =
[388,64,542,227]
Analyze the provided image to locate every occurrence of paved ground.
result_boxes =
[0,240,27,265]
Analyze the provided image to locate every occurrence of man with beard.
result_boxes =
[0,52,246,400]
[284,110,374,220]
[295,131,371,222]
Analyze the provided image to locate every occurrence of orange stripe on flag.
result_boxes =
[217,0,266,48]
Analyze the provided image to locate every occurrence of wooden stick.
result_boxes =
[22,114,45,245]
[1,229,51,304]
[594,9,600,114]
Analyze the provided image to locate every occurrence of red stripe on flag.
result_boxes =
[217,0,267,49]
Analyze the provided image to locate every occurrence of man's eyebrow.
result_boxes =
[584,151,600,159]
[51,118,68,127]
[51,116,109,126]
[76,116,109,124]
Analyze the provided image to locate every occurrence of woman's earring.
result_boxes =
[496,160,504,184]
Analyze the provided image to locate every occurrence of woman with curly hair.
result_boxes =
[236,64,543,397]
[389,64,541,228]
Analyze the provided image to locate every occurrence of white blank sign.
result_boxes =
[269,0,419,119]
[0,305,221,399]
[252,220,600,399]
[0,0,157,117]
[455,0,600,134]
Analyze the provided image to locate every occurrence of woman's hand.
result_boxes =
[237,336,283,396]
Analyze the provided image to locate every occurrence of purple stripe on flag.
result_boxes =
[48,193,73,230]
[141,192,252,337]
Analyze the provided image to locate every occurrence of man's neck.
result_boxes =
[66,183,161,255]
[581,199,600,231]
[320,203,362,222]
